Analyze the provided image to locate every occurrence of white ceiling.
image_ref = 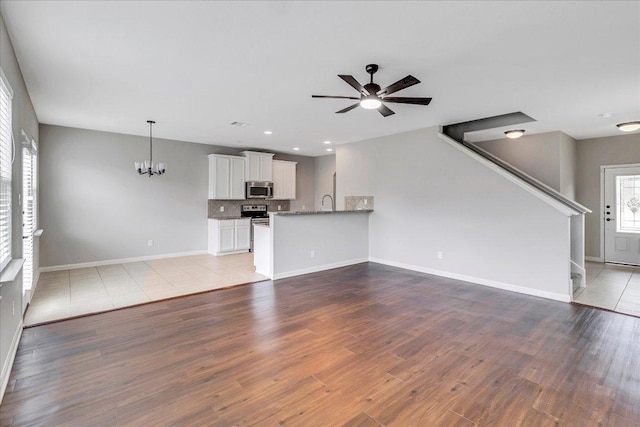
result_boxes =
[1,1,638,156]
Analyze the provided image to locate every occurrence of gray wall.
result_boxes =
[475,131,577,199]
[39,124,316,267]
[314,154,335,210]
[272,212,368,278]
[0,12,39,394]
[337,126,572,300]
[576,133,640,258]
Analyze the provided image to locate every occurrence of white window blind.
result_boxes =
[22,146,34,289]
[0,72,13,273]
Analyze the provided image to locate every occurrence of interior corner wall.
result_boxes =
[0,11,39,396]
[474,131,578,200]
[314,154,335,210]
[576,133,640,259]
[336,126,571,300]
[557,132,577,200]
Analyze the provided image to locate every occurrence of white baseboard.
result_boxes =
[585,256,603,263]
[208,249,250,257]
[369,257,571,303]
[39,250,209,272]
[273,258,369,280]
[1,320,23,403]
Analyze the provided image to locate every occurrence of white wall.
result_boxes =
[271,212,369,279]
[576,133,640,258]
[337,126,572,301]
[475,131,577,199]
[0,12,39,400]
[314,154,335,210]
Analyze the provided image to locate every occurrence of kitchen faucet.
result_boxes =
[321,194,334,211]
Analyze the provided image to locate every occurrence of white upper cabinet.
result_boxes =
[272,160,297,200]
[241,151,274,182]
[208,154,246,200]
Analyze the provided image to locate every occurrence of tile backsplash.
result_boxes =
[208,200,291,218]
[344,196,374,211]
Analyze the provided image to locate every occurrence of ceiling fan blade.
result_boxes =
[338,75,369,95]
[336,103,360,114]
[382,97,432,106]
[378,75,420,96]
[312,95,360,100]
[378,103,395,117]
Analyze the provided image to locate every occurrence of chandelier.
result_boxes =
[135,120,166,176]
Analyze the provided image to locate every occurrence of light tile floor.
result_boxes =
[574,261,640,317]
[25,253,268,326]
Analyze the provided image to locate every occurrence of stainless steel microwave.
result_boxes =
[246,181,273,199]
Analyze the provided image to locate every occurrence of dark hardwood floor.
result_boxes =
[1,262,639,426]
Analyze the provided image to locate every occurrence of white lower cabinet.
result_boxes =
[208,218,251,255]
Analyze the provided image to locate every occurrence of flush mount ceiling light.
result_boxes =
[323,140,331,144]
[135,120,166,177]
[326,148,333,152]
[293,147,300,151]
[505,129,526,139]
[617,121,640,132]
[264,130,273,135]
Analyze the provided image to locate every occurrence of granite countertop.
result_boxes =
[272,209,373,216]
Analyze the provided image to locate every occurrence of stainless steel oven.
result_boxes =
[241,204,269,252]
[246,181,273,199]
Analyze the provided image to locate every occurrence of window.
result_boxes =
[0,69,13,272]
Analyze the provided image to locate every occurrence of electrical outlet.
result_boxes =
[220,206,225,212]
[278,205,281,211]
[148,240,154,247]
[310,250,315,258]
[437,251,443,259]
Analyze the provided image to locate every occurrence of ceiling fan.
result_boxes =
[312,64,432,117]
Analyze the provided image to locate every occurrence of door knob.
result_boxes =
[606,205,611,208]
[606,218,613,221]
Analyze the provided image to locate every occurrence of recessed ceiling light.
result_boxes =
[505,129,525,139]
[324,140,331,144]
[293,147,300,151]
[617,121,640,132]
[326,148,333,152]
[264,130,273,135]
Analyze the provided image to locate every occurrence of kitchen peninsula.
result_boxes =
[253,210,372,279]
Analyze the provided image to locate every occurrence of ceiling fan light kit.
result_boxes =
[617,121,640,132]
[312,63,432,117]
[505,129,526,139]
[360,95,382,110]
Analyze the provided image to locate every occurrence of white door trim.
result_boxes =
[600,163,640,263]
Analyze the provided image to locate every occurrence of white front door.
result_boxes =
[604,166,640,265]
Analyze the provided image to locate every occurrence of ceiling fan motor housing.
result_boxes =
[365,64,379,75]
